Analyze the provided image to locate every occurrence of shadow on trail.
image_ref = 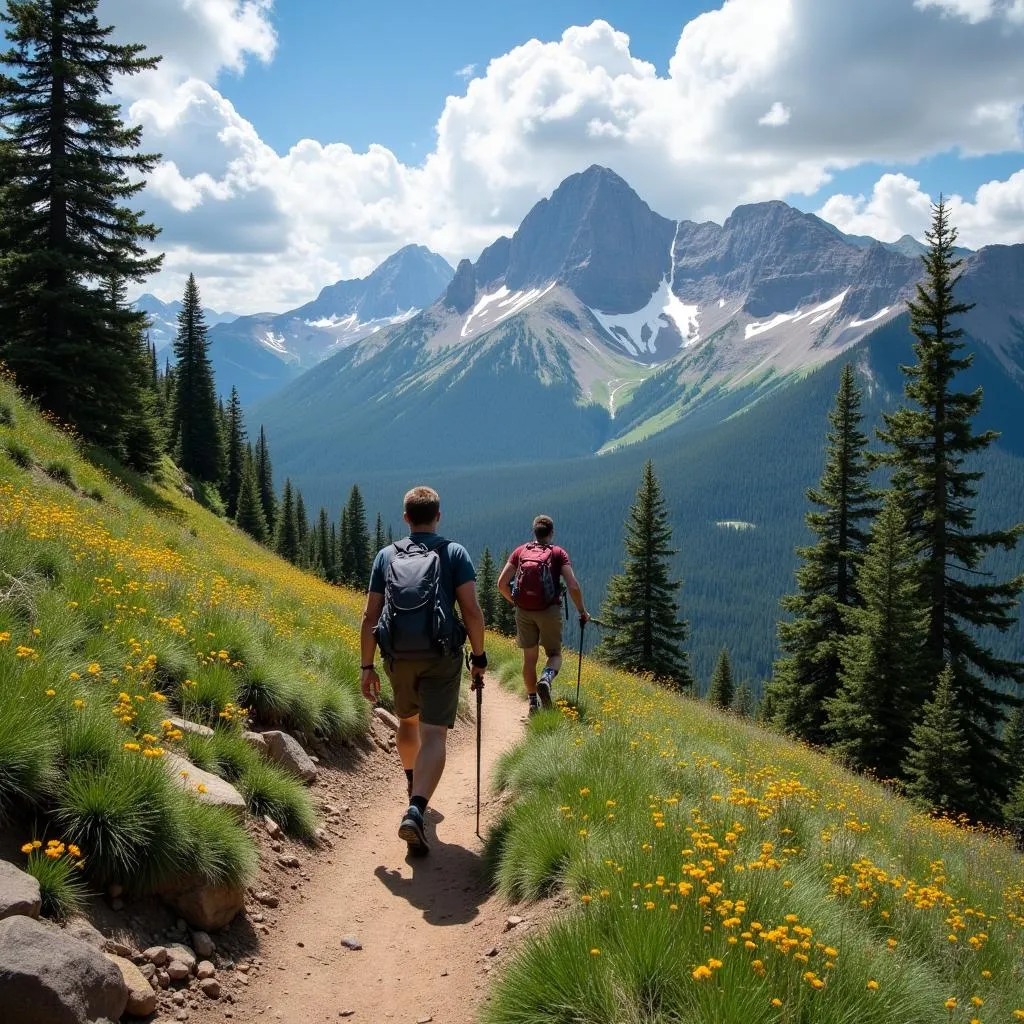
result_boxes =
[374,831,489,927]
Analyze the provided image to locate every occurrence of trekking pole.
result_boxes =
[575,617,586,706]
[475,680,483,838]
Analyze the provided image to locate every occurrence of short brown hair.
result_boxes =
[532,514,554,541]
[404,486,440,527]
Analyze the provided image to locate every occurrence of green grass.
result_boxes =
[175,799,258,888]
[3,436,33,468]
[482,653,1024,1024]
[0,672,59,816]
[238,759,316,839]
[23,849,87,921]
[43,460,74,487]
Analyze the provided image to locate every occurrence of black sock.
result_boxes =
[405,768,414,789]
[528,693,540,705]
[411,795,428,815]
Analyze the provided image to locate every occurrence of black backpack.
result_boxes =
[374,538,466,660]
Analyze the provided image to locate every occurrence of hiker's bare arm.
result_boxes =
[359,592,384,701]
[497,561,515,605]
[562,565,590,621]
[455,581,486,656]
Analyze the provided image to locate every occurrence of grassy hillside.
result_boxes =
[0,370,370,908]
[485,660,1024,1024]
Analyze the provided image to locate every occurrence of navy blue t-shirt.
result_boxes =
[368,532,476,602]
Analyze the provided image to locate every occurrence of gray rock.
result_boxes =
[139,962,157,982]
[105,953,158,1017]
[263,815,282,839]
[190,930,215,958]
[242,731,267,753]
[255,892,279,908]
[164,752,247,820]
[103,939,133,957]
[200,977,221,999]
[167,961,191,982]
[170,716,214,738]
[157,970,170,989]
[166,943,197,971]
[341,936,362,950]
[0,859,41,921]
[372,706,400,733]
[143,945,168,966]
[62,916,106,949]
[262,731,317,783]
[0,915,128,1024]
[196,960,215,980]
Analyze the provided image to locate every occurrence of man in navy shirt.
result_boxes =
[360,486,486,852]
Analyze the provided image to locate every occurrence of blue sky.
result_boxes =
[99,0,1024,311]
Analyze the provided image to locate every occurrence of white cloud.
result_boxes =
[455,63,476,80]
[119,1,1024,312]
[759,102,791,127]
[817,170,1024,248]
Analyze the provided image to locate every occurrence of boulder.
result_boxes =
[164,753,247,820]
[163,882,244,931]
[242,731,267,753]
[170,716,214,738]
[166,960,190,982]
[0,859,41,921]
[262,731,317,783]
[105,953,157,1017]
[0,915,128,1024]
[62,917,106,949]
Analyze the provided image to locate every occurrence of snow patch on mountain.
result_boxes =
[591,277,700,356]
[849,307,891,328]
[745,289,849,340]
[261,332,289,354]
[460,282,557,338]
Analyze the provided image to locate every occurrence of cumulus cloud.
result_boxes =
[817,170,1024,248]
[455,63,476,80]
[120,0,1024,311]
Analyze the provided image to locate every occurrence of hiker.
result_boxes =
[359,486,487,853]
[497,515,589,714]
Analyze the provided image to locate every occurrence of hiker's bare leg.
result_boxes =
[412,722,447,802]
[544,652,563,675]
[522,645,539,695]
[397,714,420,771]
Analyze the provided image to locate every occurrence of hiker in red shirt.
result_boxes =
[497,515,589,714]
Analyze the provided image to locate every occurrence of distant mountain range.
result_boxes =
[135,294,239,353]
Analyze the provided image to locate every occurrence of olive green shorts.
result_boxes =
[515,605,564,654]
[384,651,463,728]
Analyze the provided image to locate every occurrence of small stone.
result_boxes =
[485,946,499,957]
[440,969,448,977]
[143,945,168,966]
[417,1016,433,1024]
[256,892,279,908]
[236,963,250,974]
[341,936,362,950]
[504,916,524,931]
[139,962,156,981]
[191,930,215,958]
[263,816,282,839]
[167,943,197,971]
[339,1012,354,1018]
[105,952,158,1017]
[172,991,187,1006]
[175,1012,189,1022]
[196,960,216,980]
[200,977,221,999]
[158,969,170,988]
[167,961,191,982]
[252,913,265,923]
[277,855,301,869]
[372,707,400,733]
[103,939,134,957]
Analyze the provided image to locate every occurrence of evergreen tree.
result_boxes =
[295,490,309,567]
[373,513,387,556]
[1004,779,1024,839]
[595,460,692,689]
[344,485,371,587]
[0,0,163,450]
[275,479,300,565]
[826,496,930,778]
[171,275,224,481]
[234,449,268,544]
[707,647,735,709]
[876,198,1024,809]
[758,683,780,726]
[386,523,395,546]
[338,507,354,585]
[254,425,277,527]
[494,548,517,636]
[329,522,338,581]
[160,358,176,448]
[903,665,976,813]
[1003,706,1024,792]
[316,508,334,580]
[771,364,877,744]
[733,683,755,719]
[478,547,498,627]
[222,386,246,518]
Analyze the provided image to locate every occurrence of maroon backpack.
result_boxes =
[512,543,559,610]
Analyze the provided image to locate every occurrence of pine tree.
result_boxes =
[1003,706,1024,792]
[903,665,976,813]
[338,507,354,585]
[316,508,334,580]
[733,683,755,719]
[329,523,338,581]
[373,513,386,556]
[222,386,246,518]
[771,364,877,744]
[171,275,224,482]
[595,461,692,689]
[0,0,163,450]
[254,425,277,527]
[386,524,395,546]
[234,449,268,544]
[876,198,1024,810]
[275,479,300,565]
[160,358,176,448]
[478,547,498,627]
[343,485,371,587]
[494,548,517,636]
[708,648,735,709]
[826,496,930,778]
[295,490,309,567]
[758,683,780,726]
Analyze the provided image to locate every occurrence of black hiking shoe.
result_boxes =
[528,695,541,717]
[398,805,429,853]
[537,670,555,709]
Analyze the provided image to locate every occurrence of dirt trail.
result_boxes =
[213,678,527,1024]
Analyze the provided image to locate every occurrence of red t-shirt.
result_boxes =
[509,543,570,606]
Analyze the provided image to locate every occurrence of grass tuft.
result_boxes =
[43,461,74,487]
[23,851,88,921]
[238,759,316,839]
[175,798,257,888]
[3,437,33,468]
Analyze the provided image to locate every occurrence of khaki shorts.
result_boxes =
[384,651,463,728]
[515,605,564,654]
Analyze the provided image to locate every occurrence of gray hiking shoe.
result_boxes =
[398,805,429,853]
[537,669,555,709]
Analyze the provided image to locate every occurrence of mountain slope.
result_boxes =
[136,293,238,352]
[206,245,454,403]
